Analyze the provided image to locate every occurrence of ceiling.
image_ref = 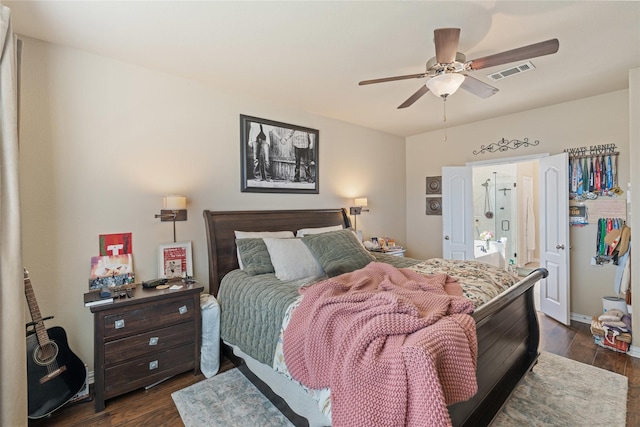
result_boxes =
[5,1,640,137]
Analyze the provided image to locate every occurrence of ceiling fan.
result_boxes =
[359,28,559,109]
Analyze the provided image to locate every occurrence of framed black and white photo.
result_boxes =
[240,114,319,194]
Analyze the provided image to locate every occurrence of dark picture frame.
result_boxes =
[426,197,442,215]
[240,114,319,194]
[425,176,442,194]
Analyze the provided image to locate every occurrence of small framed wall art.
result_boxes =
[240,114,319,194]
[426,176,442,194]
[426,197,442,215]
[158,241,193,278]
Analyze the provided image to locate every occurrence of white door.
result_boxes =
[442,167,474,260]
[539,153,570,325]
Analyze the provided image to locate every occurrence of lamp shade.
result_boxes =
[163,195,186,210]
[426,73,465,97]
[355,197,368,207]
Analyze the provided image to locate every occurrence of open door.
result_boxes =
[443,154,570,324]
[539,153,570,325]
[442,166,474,260]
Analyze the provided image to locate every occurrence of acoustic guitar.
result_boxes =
[24,269,86,419]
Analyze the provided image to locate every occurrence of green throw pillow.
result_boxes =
[302,229,375,277]
[236,238,274,276]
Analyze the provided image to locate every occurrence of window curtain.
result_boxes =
[0,4,26,426]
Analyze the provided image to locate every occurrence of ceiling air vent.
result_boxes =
[487,61,536,81]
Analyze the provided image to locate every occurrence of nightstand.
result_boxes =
[89,283,203,412]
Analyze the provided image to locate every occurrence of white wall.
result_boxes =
[406,91,630,317]
[629,68,639,351]
[18,37,406,371]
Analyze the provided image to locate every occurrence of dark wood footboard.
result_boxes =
[448,267,547,426]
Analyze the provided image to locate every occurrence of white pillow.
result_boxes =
[295,225,343,238]
[263,238,324,281]
[351,230,365,245]
[234,230,294,239]
[234,230,295,269]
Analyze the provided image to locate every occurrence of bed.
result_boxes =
[203,208,548,427]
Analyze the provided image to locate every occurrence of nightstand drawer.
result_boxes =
[104,322,195,365]
[104,343,195,397]
[103,297,195,340]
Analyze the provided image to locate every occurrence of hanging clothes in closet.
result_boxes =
[596,218,625,257]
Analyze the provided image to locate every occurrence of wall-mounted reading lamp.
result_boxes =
[155,195,187,242]
[349,197,369,231]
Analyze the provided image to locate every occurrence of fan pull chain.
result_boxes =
[442,96,448,142]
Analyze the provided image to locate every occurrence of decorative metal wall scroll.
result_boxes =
[425,197,442,215]
[425,176,442,194]
[473,137,540,155]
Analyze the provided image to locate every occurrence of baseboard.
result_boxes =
[570,312,592,324]
[628,346,640,359]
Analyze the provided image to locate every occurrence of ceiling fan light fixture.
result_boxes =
[426,73,465,97]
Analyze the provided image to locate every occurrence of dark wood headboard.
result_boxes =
[203,208,351,296]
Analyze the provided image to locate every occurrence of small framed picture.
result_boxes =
[158,241,193,278]
[426,176,442,194]
[426,197,442,215]
[88,254,135,290]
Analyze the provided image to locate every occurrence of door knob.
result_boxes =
[556,244,565,250]
[444,235,450,240]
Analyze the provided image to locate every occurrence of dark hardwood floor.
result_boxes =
[29,313,639,426]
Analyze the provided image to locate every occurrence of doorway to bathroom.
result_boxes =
[472,161,539,273]
[442,153,571,324]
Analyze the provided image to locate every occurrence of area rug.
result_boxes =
[172,368,294,427]
[172,351,627,427]
[491,351,627,426]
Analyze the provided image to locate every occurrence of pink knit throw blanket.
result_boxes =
[283,262,477,427]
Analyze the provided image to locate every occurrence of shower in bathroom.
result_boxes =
[473,166,519,268]
[481,179,494,219]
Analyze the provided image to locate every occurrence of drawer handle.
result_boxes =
[149,337,159,346]
[179,305,188,315]
[114,319,125,329]
[149,360,158,370]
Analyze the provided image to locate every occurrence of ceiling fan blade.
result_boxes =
[397,85,430,109]
[460,75,499,98]
[359,73,427,85]
[434,28,461,64]
[469,38,559,70]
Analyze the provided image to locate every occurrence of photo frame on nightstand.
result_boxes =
[158,241,193,278]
